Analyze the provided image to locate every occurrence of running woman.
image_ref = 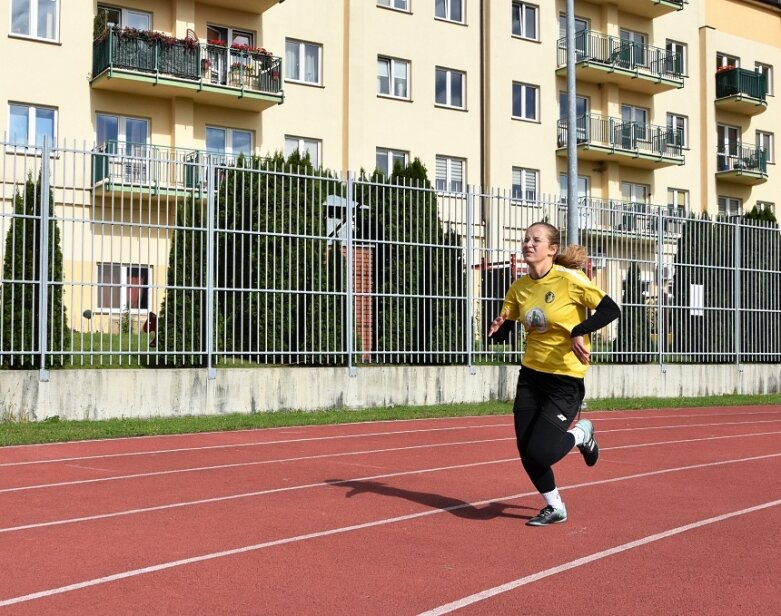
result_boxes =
[488,222,620,526]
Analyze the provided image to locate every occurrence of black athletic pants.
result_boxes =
[513,366,585,494]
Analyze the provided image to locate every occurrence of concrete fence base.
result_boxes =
[1,364,779,422]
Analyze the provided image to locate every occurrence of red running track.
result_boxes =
[0,406,780,615]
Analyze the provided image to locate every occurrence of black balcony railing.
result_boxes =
[715,67,767,102]
[716,144,768,174]
[92,28,283,97]
[557,114,684,159]
[557,30,684,82]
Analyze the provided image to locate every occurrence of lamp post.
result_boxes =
[566,0,579,246]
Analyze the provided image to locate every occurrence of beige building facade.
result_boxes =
[1,0,778,213]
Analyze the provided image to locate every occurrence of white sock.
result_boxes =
[542,488,565,511]
[569,424,586,446]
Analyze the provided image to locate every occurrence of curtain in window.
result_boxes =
[286,42,299,80]
[378,59,390,94]
[304,44,319,82]
[393,62,408,98]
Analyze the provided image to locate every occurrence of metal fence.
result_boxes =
[1,140,779,376]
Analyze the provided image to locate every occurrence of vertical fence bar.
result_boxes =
[38,138,51,381]
[465,185,475,372]
[346,173,356,376]
[656,205,664,370]
[205,157,216,379]
[734,217,741,369]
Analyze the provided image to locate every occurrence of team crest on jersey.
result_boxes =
[545,292,555,303]
[525,307,548,333]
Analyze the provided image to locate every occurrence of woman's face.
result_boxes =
[522,225,558,266]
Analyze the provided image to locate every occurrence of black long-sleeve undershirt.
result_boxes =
[570,295,621,338]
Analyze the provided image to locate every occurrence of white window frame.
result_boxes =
[621,181,650,205]
[435,155,465,192]
[666,39,687,75]
[97,4,151,30]
[667,188,689,216]
[285,38,322,85]
[512,2,538,41]
[206,126,253,160]
[619,28,648,67]
[377,56,410,99]
[435,0,464,24]
[10,0,60,41]
[667,113,688,148]
[756,131,774,164]
[558,174,589,204]
[511,167,538,203]
[284,135,322,169]
[376,147,408,177]
[511,82,538,121]
[435,67,465,109]
[716,53,739,70]
[756,201,775,216]
[718,196,742,217]
[377,0,409,11]
[755,62,773,96]
[96,263,153,314]
[9,103,57,149]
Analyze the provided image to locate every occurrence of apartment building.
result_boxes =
[0,0,778,333]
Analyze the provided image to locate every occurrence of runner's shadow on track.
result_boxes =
[324,479,533,520]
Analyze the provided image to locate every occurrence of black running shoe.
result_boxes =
[575,418,599,467]
[526,505,568,526]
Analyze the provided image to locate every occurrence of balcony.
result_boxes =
[715,144,768,186]
[576,198,686,239]
[91,28,284,111]
[557,114,685,169]
[582,0,685,19]
[91,142,253,197]
[556,31,684,94]
[715,67,768,115]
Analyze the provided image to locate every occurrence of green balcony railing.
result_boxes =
[716,143,768,174]
[557,114,684,159]
[92,28,283,97]
[715,67,767,102]
[557,30,683,82]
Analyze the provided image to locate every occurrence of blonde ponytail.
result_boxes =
[554,244,588,269]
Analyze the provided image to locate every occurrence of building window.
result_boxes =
[97,4,150,30]
[716,53,739,70]
[512,167,538,202]
[512,2,538,40]
[756,131,774,164]
[97,264,152,313]
[435,67,465,109]
[666,40,687,75]
[558,174,589,203]
[378,56,409,99]
[10,0,59,40]
[435,0,464,23]
[378,0,408,10]
[206,127,253,160]
[757,201,775,216]
[755,62,773,96]
[285,39,322,85]
[285,135,321,168]
[376,147,408,177]
[619,29,647,66]
[512,82,538,121]
[667,113,688,148]
[435,155,465,192]
[621,104,649,145]
[718,196,742,217]
[10,103,56,148]
[621,182,649,205]
[667,188,688,216]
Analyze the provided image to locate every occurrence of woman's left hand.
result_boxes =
[571,335,590,365]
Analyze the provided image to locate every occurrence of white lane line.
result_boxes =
[0,437,510,494]
[3,422,780,497]
[3,406,778,452]
[2,431,780,534]
[0,451,778,608]
[417,497,781,615]
[0,424,509,468]
[3,417,778,469]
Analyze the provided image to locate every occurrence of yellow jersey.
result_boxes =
[500,265,606,378]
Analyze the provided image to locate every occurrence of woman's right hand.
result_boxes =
[488,315,506,337]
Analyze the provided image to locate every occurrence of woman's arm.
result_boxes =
[571,295,621,338]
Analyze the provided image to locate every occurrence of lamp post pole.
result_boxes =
[566,0,579,246]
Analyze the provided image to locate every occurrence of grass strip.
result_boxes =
[1,393,779,447]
